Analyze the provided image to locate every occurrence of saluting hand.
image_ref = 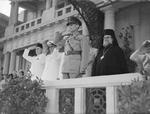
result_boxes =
[139,40,150,54]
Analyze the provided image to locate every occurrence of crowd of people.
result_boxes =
[0,69,25,90]
[1,16,149,86]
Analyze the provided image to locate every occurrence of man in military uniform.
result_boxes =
[61,16,90,79]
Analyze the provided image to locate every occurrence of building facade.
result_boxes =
[0,0,150,75]
[0,0,150,113]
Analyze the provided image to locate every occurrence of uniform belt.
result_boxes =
[65,51,81,56]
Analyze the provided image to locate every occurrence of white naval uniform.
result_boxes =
[23,49,46,79]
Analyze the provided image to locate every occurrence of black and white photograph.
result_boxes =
[0,0,150,114]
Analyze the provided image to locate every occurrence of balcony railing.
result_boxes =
[56,5,75,17]
[43,73,142,114]
[14,17,42,33]
[12,5,77,36]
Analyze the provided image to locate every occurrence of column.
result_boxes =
[22,58,26,70]
[52,0,57,8]
[106,87,118,114]
[18,55,23,70]
[46,88,59,113]
[46,0,51,9]
[3,52,10,75]
[0,51,3,75]
[75,88,86,114]
[9,1,19,25]
[25,61,31,73]
[15,55,20,71]
[104,6,115,30]
[9,51,16,74]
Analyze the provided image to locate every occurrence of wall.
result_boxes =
[116,2,150,50]
[3,20,67,53]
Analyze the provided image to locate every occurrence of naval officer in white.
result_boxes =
[23,43,46,80]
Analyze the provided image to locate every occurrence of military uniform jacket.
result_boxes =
[61,33,90,74]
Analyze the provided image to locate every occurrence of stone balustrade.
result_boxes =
[43,73,142,114]
[56,5,75,17]
[0,5,77,44]
[14,17,42,33]
[14,5,76,34]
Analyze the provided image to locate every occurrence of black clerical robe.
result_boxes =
[92,46,128,76]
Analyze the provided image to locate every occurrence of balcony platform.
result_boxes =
[43,73,142,114]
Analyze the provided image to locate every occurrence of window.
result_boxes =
[57,10,63,16]
[66,6,71,13]
[56,0,65,9]
[18,7,26,23]
[56,0,71,9]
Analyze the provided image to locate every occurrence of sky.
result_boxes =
[0,0,11,16]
